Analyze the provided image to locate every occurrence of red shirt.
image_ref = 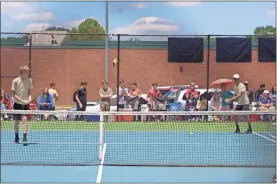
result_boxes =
[147,89,161,103]
[129,88,141,97]
[0,95,11,109]
[185,89,199,99]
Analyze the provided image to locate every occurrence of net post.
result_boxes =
[99,113,104,161]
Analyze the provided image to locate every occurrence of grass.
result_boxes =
[0,120,274,132]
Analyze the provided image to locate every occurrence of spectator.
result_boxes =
[185,92,197,111]
[197,94,208,121]
[220,84,234,120]
[129,82,142,121]
[258,90,275,111]
[1,89,10,120]
[185,92,197,121]
[117,80,128,109]
[48,82,58,110]
[75,82,88,121]
[258,90,275,121]
[270,86,276,107]
[185,82,199,100]
[211,91,221,121]
[211,91,221,111]
[255,84,266,102]
[147,82,161,111]
[244,81,254,104]
[99,81,113,122]
[37,87,54,111]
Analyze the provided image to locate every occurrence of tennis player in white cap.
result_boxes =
[226,74,252,134]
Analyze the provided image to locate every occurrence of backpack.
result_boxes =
[73,90,78,102]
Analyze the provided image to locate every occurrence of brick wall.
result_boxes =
[1,48,276,105]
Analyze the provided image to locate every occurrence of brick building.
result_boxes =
[1,38,276,106]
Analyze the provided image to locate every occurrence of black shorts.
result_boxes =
[13,103,29,120]
[235,104,250,111]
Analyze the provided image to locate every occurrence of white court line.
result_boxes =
[0,141,275,145]
[96,143,106,184]
[253,132,276,143]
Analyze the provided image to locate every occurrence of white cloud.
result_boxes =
[23,23,51,32]
[132,3,149,9]
[1,2,34,15]
[114,17,180,34]
[167,2,201,7]
[13,12,55,21]
[265,10,275,19]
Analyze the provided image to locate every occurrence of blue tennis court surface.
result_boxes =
[1,130,276,182]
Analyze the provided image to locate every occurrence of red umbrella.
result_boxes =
[211,79,234,87]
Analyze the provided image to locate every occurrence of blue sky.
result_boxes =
[1,1,275,34]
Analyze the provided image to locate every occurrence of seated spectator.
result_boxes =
[1,89,10,120]
[117,79,128,109]
[37,87,54,110]
[255,84,266,102]
[185,92,197,121]
[197,94,208,121]
[211,91,221,121]
[270,86,276,107]
[258,90,275,111]
[258,90,275,121]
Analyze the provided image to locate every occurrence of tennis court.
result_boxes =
[1,111,276,183]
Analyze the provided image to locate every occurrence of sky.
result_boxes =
[1,1,276,35]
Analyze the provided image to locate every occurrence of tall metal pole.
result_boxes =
[206,35,210,111]
[104,1,109,82]
[29,34,32,78]
[116,35,120,112]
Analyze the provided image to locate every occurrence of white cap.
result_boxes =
[232,74,240,79]
[263,90,270,94]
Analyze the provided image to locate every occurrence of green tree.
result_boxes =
[68,18,105,40]
[45,26,70,32]
[254,26,276,35]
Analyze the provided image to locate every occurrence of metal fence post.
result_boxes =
[116,34,120,112]
[206,34,211,111]
[28,34,32,78]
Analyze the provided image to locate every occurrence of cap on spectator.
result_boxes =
[20,66,29,71]
[244,81,248,84]
[191,82,196,86]
[263,90,270,94]
[232,74,240,79]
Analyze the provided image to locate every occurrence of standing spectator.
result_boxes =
[220,84,234,120]
[37,88,54,120]
[1,89,10,120]
[147,82,161,111]
[226,74,251,134]
[129,82,142,121]
[255,84,266,102]
[270,86,276,107]
[244,81,254,104]
[99,81,113,122]
[11,66,33,145]
[48,82,58,110]
[117,80,128,109]
[185,82,199,100]
[75,82,88,121]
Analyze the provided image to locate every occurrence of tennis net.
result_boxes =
[1,110,276,167]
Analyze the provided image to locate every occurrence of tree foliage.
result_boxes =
[254,26,276,35]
